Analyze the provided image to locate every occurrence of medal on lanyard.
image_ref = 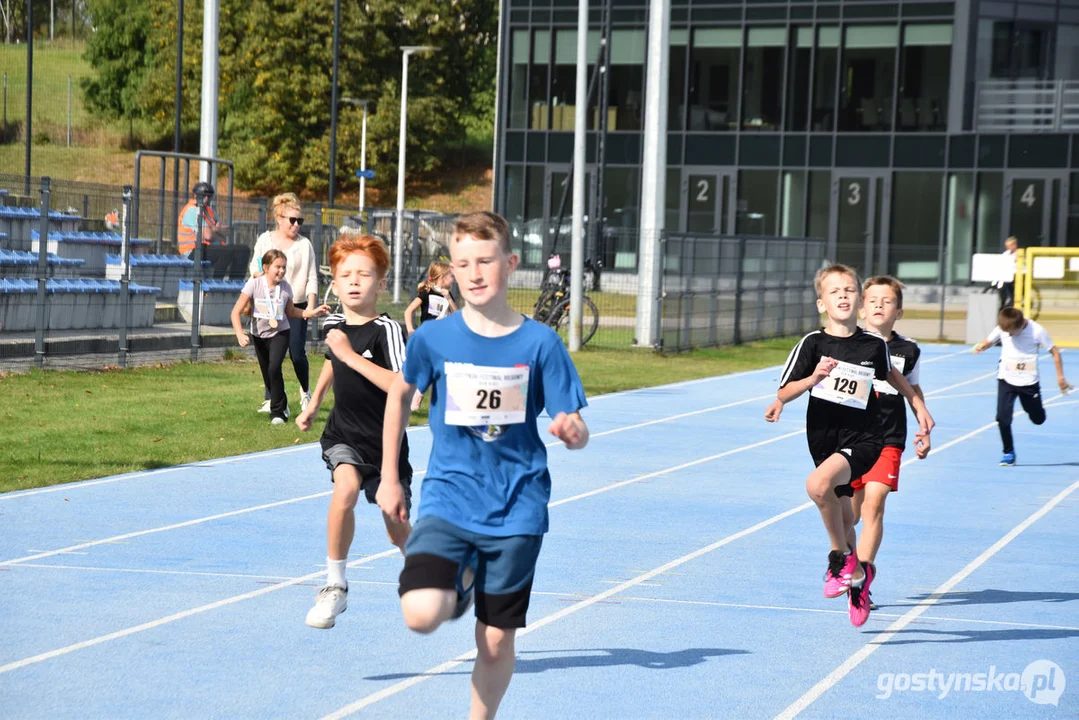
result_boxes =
[268,284,280,328]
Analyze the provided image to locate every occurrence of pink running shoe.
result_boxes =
[848,562,876,627]
[823,550,858,598]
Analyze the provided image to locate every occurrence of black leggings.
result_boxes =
[996,379,1046,454]
[253,332,290,420]
[263,303,310,400]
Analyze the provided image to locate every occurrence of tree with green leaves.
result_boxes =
[79,0,497,198]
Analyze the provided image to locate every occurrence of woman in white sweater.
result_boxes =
[249,193,319,413]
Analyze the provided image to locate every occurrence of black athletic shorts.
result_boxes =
[807,428,884,498]
[322,443,412,512]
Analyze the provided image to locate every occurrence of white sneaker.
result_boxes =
[301,392,311,413]
[258,399,271,413]
[306,584,348,629]
[271,417,286,425]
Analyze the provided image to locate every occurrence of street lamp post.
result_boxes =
[342,97,371,216]
[394,46,439,304]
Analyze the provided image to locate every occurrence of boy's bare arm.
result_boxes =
[296,362,334,431]
[378,375,415,523]
[1050,347,1071,392]
[776,356,837,405]
[889,368,934,434]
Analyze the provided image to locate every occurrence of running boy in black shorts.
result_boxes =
[852,276,931,609]
[295,231,412,629]
[765,264,933,626]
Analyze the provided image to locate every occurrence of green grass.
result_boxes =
[1,40,95,127]
[0,338,798,493]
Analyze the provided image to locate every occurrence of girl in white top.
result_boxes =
[249,193,320,413]
[232,249,329,424]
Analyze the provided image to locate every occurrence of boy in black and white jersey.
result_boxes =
[974,307,1071,466]
[294,231,412,630]
[765,264,933,626]
[851,276,930,609]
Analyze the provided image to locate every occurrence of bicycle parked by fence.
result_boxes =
[532,254,601,346]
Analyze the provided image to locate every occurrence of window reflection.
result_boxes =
[689,29,741,131]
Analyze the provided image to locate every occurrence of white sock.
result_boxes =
[327,557,348,589]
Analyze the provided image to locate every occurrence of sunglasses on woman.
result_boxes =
[287,216,304,227]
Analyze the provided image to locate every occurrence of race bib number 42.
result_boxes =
[811,360,875,409]
[444,362,530,427]
[1004,353,1038,377]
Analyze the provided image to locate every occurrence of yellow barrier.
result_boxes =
[1014,247,1079,349]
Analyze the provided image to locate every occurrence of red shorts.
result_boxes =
[851,446,902,492]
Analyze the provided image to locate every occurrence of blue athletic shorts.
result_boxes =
[399,515,544,629]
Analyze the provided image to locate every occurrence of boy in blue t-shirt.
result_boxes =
[380,211,589,719]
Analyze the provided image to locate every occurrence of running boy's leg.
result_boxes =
[469,532,542,720]
[996,379,1020,453]
[1017,382,1047,426]
[327,464,363,577]
[806,454,856,555]
[472,623,516,720]
[855,482,890,564]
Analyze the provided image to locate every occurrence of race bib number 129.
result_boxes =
[444,362,530,427]
[811,360,875,409]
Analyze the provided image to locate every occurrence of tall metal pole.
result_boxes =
[119,185,133,368]
[174,0,184,248]
[394,50,410,304]
[569,0,588,351]
[360,101,368,215]
[394,47,438,303]
[34,178,51,368]
[25,0,33,193]
[328,0,341,206]
[199,0,219,183]
[634,0,670,348]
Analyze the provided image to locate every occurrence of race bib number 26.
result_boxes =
[444,362,530,427]
[811,360,874,409]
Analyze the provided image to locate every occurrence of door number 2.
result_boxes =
[696,179,710,202]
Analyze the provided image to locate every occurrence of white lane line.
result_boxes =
[0,492,330,566]
[20,561,1074,637]
[920,348,976,364]
[774,476,1079,720]
[0,548,400,676]
[0,369,1009,677]
[0,388,786,566]
[1,366,785,500]
[588,595,1079,632]
[0,437,814,681]
[318,502,814,720]
[550,430,806,508]
[587,394,776,440]
[318,381,1044,717]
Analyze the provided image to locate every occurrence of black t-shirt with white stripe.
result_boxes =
[779,328,892,434]
[875,333,921,449]
[319,314,411,474]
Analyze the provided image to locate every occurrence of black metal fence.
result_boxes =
[0,174,463,371]
[659,233,827,352]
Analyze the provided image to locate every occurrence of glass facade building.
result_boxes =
[494,0,1079,285]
